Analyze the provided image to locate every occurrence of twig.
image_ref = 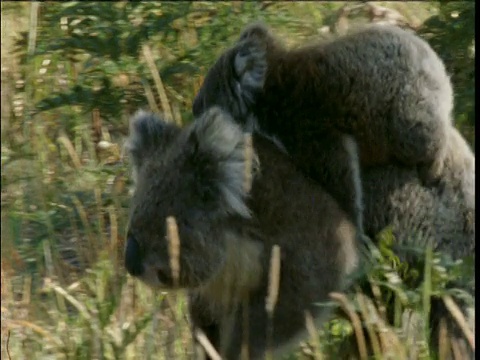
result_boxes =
[356,291,381,357]
[195,328,222,360]
[27,2,39,55]
[142,44,174,122]
[330,292,368,360]
[141,79,161,115]
[166,216,180,287]
[438,319,451,360]
[243,134,254,194]
[6,330,11,360]
[304,310,323,360]
[57,131,82,169]
[442,295,475,351]
[265,245,281,360]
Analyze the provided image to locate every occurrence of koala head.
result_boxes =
[192,22,272,125]
[124,107,260,291]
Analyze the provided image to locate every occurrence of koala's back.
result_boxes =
[267,24,452,122]
[249,134,358,280]
[317,25,452,113]
[191,135,359,360]
[261,24,452,172]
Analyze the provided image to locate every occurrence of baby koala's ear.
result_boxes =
[238,22,271,42]
[190,107,259,218]
[125,110,179,170]
[233,23,270,105]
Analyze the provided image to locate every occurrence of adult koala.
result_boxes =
[192,22,455,238]
[192,22,475,356]
[124,107,359,359]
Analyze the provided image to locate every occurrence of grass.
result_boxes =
[1,113,474,358]
[1,2,474,359]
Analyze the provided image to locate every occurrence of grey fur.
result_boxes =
[361,127,475,358]
[192,107,259,219]
[192,22,474,356]
[192,22,455,238]
[363,126,475,259]
[125,107,359,359]
[342,134,365,237]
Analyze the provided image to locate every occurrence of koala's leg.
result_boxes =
[191,324,220,360]
[189,297,268,360]
[292,132,365,239]
[188,293,221,360]
[430,296,475,360]
[203,298,268,360]
[389,106,449,185]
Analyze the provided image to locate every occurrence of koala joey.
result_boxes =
[124,107,359,359]
[192,22,455,237]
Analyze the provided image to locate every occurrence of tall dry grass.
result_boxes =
[1,2,474,360]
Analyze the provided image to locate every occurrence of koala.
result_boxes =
[192,22,454,236]
[124,107,359,359]
[192,22,474,356]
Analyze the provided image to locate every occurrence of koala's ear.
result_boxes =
[191,107,259,218]
[238,22,271,43]
[125,110,179,169]
[232,25,269,105]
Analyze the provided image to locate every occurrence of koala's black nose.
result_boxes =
[125,234,144,277]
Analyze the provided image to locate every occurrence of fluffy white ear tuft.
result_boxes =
[192,107,259,218]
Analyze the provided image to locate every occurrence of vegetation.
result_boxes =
[1,2,474,359]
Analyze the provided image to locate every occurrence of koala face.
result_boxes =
[125,108,259,290]
[192,24,269,124]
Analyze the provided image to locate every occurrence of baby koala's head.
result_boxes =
[124,107,261,293]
